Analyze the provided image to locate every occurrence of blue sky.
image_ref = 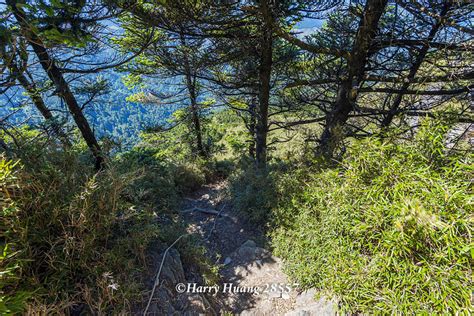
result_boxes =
[297,18,324,29]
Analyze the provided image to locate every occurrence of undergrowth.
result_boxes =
[0,119,234,314]
[1,151,162,314]
[270,121,473,314]
[0,128,216,314]
[229,160,279,224]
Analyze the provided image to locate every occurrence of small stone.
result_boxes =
[234,266,246,276]
[295,289,318,306]
[256,247,273,259]
[267,290,282,299]
[241,239,257,248]
[258,300,275,314]
[238,246,256,260]
[223,257,232,265]
[289,290,337,316]
[282,292,291,300]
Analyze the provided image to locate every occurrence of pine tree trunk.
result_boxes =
[319,0,388,158]
[248,96,257,159]
[185,71,206,158]
[255,2,273,169]
[180,31,206,159]
[190,95,206,158]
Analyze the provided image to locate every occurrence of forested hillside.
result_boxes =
[0,69,177,148]
[1,0,472,315]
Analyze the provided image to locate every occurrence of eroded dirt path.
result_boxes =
[180,181,300,315]
[143,181,336,315]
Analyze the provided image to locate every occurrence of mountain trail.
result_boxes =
[176,181,336,316]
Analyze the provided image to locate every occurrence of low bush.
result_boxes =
[170,162,207,194]
[271,122,473,314]
[116,148,178,211]
[0,140,180,314]
[230,164,278,224]
[198,158,236,182]
[1,158,30,314]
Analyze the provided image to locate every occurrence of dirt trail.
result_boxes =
[179,181,316,315]
[143,181,335,315]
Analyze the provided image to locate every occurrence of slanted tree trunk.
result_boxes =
[180,32,207,158]
[8,0,104,170]
[319,0,388,158]
[185,72,207,158]
[9,63,71,147]
[255,0,273,169]
[380,4,450,130]
[248,95,257,159]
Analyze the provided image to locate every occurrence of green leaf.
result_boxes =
[45,6,54,17]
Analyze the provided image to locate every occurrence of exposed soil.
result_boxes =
[180,181,300,315]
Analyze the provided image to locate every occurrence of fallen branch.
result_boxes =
[206,203,227,241]
[181,206,238,222]
[143,234,187,316]
[182,207,223,216]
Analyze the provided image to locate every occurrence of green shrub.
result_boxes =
[230,165,278,223]
[116,148,178,211]
[271,122,473,314]
[171,162,207,194]
[1,158,30,315]
[0,126,226,314]
[0,146,166,314]
[198,158,236,182]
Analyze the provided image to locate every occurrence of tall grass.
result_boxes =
[0,143,173,314]
[0,127,225,314]
[1,158,29,314]
[271,121,473,313]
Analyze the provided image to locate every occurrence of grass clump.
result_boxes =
[229,162,279,224]
[0,126,228,314]
[1,158,30,314]
[271,121,473,314]
[0,137,180,314]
